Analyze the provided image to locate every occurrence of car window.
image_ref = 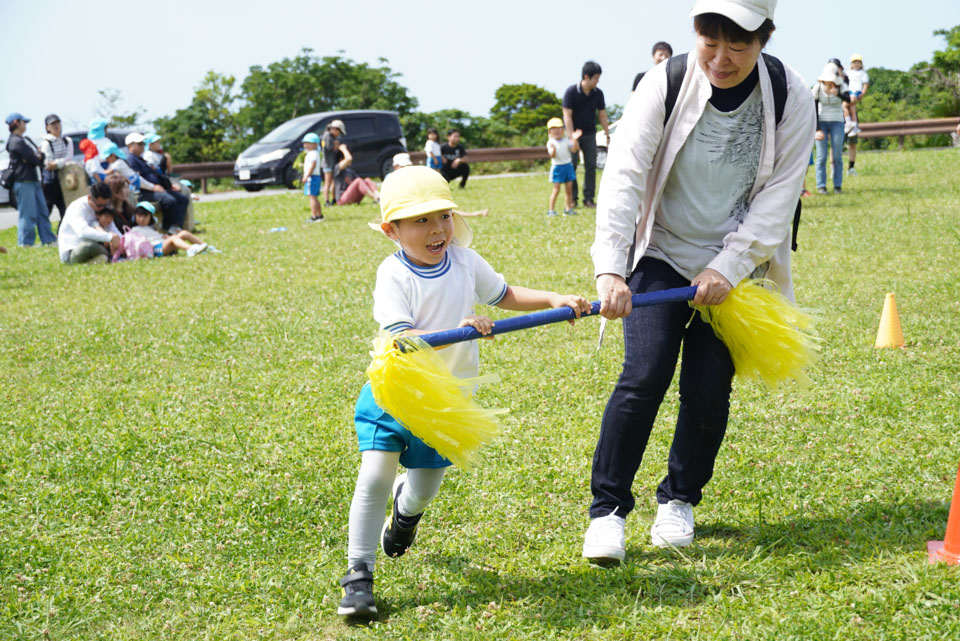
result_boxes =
[375,116,400,136]
[344,117,375,138]
[260,119,308,144]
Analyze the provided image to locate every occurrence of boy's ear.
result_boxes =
[381,221,399,240]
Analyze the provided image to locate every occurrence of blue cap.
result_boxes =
[135,201,156,215]
[88,118,108,139]
[101,142,126,160]
[5,112,29,125]
[144,133,161,145]
[302,132,320,145]
[179,179,193,189]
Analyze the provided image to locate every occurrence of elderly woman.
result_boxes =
[813,62,850,194]
[5,113,57,247]
[583,0,814,565]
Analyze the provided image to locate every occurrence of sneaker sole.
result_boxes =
[582,544,625,566]
[337,604,378,618]
[650,532,694,548]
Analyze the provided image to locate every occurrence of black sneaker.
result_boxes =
[338,565,377,619]
[381,473,423,558]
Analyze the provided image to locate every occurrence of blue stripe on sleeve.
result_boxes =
[488,283,509,306]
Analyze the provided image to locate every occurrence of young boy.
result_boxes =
[545,117,581,217]
[321,119,345,206]
[301,133,324,222]
[339,166,590,619]
[843,54,869,136]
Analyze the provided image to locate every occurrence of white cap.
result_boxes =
[689,0,776,31]
[124,132,146,145]
[392,152,412,168]
[817,62,842,84]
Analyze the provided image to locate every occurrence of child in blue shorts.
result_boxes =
[301,133,324,223]
[338,166,590,619]
[545,117,581,217]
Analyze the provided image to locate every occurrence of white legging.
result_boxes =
[347,450,446,571]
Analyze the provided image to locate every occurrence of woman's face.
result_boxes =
[695,33,762,89]
[13,119,27,135]
[47,120,62,137]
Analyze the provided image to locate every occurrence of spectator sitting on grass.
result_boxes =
[80,139,109,183]
[104,173,137,230]
[143,134,172,174]
[131,202,206,257]
[124,133,189,233]
[57,182,121,264]
[93,206,122,256]
[334,145,380,205]
[439,129,469,189]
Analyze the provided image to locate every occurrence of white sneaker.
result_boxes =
[650,500,694,548]
[843,120,855,135]
[847,167,858,177]
[582,509,626,566]
[186,242,208,257]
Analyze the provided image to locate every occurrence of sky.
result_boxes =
[3,0,959,140]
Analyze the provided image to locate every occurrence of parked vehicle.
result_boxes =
[0,149,10,206]
[593,120,619,170]
[233,110,407,191]
[64,128,137,165]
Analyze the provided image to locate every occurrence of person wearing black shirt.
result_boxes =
[124,132,189,232]
[5,112,57,247]
[632,41,673,91]
[562,61,609,207]
[439,129,469,189]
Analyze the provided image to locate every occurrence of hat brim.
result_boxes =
[373,208,472,248]
[690,0,767,31]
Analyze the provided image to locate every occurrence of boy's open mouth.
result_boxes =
[427,240,445,253]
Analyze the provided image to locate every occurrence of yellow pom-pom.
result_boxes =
[695,279,820,388]
[365,332,505,469]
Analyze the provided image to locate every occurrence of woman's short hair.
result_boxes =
[694,13,775,47]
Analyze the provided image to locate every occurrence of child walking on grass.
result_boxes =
[546,117,581,217]
[301,133,324,223]
[338,166,590,619]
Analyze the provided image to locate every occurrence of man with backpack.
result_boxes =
[57,183,121,264]
[582,0,815,565]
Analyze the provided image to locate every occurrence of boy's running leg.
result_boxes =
[382,467,444,558]
[341,450,400,618]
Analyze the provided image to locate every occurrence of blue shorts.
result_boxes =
[850,90,863,99]
[427,157,441,170]
[354,383,451,469]
[152,242,163,257]
[303,175,321,196]
[550,163,576,183]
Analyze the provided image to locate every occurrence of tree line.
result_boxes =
[118,26,958,163]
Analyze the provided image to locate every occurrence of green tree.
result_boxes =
[154,71,245,163]
[401,109,514,151]
[237,49,418,141]
[490,84,562,135]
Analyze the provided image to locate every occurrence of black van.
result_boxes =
[233,110,407,191]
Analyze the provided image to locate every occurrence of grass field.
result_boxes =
[2,150,959,640]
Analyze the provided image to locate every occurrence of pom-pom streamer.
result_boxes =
[694,279,820,387]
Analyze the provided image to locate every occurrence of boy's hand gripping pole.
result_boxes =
[397,286,697,351]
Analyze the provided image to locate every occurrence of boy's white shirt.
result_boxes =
[546,136,574,165]
[591,52,815,301]
[303,149,321,177]
[373,245,508,379]
[847,68,869,93]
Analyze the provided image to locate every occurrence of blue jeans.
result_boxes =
[815,121,844,190]
[589,258,735,518]
[13,181,57,246]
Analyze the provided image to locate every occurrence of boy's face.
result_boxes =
[303,142,317,150]
[135,210,152,226]
[149,141,163,152]
[447,131,460,146]
[96,212,113,228]
[548,127,564,139]
[653,48,670,65]
[851,60,863,70]
[381,209,455,267]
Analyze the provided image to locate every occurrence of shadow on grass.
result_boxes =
[384,499,947,631]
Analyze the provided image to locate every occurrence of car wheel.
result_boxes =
[243,184,263,192]
[379,156,395,180]
[283,163,298,189]
[596,148,608,170]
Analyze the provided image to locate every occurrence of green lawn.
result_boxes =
[2,150,959,640]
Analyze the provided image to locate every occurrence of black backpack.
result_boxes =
[664,53,802,251]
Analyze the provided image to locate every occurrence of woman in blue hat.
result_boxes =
[5,113,57,247]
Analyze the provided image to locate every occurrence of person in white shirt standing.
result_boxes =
[583,0,814,565]
[545,117,582,216]
[39,114,74,224]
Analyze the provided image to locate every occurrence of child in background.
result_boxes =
[301,133,324,223]
[132,202,207,257]
[322,119,346,206]
[94,206,122,256]
[545,117,581,216]
[80,139,110,183]
[424,128,442,170]
[338,166,590,620]
[143,134,172,175]
[844,53,869,137]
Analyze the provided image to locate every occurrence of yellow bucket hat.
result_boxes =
[371,166,473,247]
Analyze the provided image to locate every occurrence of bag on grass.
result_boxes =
[113,227,154,262]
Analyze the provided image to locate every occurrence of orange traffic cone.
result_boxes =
[928,463,960,565]
[874,293,905,348]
